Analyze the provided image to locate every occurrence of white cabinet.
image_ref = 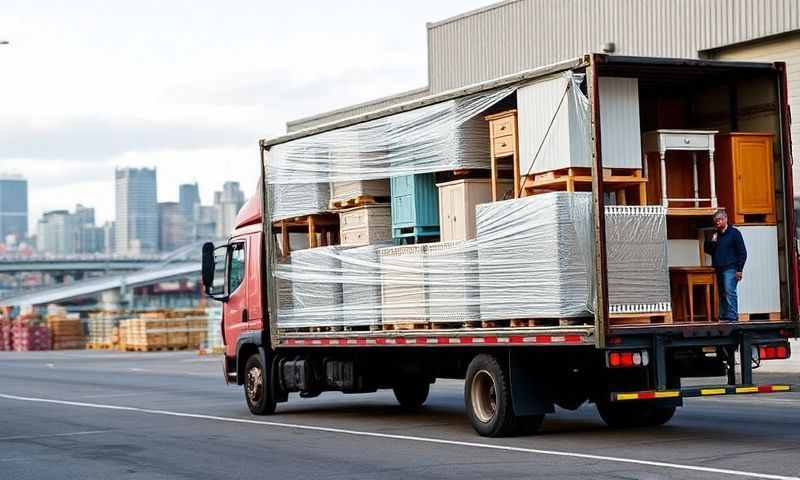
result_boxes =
[518,76,641,174]
[437,178,512,242]
[701,225,780,314]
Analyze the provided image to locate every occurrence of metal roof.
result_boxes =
[426,0,800,93]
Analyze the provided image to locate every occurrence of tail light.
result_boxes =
[757,343,791,360]
[607,350,650,368]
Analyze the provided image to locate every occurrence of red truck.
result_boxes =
[202,54,799,437]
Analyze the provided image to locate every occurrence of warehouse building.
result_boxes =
[287,0,800,181]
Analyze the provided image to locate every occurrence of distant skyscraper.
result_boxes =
[102,221,116,255]
[194,205,217,241]
[158,202,188,252]
[115,167,158,255]
[0,174,28,243]
[179,183,200,221]
[36,210,75,255]
[214,181,245,238]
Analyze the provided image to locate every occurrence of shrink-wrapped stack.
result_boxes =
[340,243,391,327]
[278,246,347,328]
[378,244,428,325]
[270,182,330,222]
[475,192,594,321]
[426,240,480,323]
[605,206,671,314]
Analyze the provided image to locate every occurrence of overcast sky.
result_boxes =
[0,1,490,231]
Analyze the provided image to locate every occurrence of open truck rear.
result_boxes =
[202,54,799,437]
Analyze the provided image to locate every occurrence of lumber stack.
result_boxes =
[47,314,86,350]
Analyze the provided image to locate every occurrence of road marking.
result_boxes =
[0,430,111,442]
[0,393,797,480]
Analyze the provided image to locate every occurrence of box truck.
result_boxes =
[202,54,798,437]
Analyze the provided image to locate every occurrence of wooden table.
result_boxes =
[669,266,718,323]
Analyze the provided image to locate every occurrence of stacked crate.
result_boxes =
[0,316,12,351]
[47,313,85,350]
[121,315,167,351]
[11,318,51,351]
[87,312,118,348]
[203,306,223,352]
[378,244,429,328]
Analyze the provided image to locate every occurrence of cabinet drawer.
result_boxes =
[339,205,391,229]
[340,225,392,246]
[662,133,711,151]
[493,134,515,156]
[491,116,516,138]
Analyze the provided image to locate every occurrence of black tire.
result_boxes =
[465,354,543,437]
[596,402,676,428]
[244,353,276,415]
[393,381,430,408]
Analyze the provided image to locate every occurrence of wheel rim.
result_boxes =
[471,369,497,423]
[246,366,263,404]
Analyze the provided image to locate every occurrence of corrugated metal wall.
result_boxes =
[427,0,800,92]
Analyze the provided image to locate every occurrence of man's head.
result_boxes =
[713,209,729,230]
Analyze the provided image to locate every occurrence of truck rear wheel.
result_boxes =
[244,353,276,415]
[393,380,430,408]
[465,354,543,437]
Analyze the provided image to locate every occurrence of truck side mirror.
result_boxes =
[202,242,229,301]
[201,242,215,291]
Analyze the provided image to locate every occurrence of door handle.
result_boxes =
[242,309,248,323]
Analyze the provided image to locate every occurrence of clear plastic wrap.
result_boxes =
[605,205,671,313]
[475,192,595,320]
[272,192,671,330]
[267,86,516,185]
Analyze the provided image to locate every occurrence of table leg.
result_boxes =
[660,151,668,207]
[705,284,712,322]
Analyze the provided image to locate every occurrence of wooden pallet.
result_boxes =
[509,318,593,327]
[87,342,115,350]
[609,311,673,326]
[329,195,389,210]
[125,345,188,352]
[521,167,647,204]
[383,322,430,331]
[738,312,781,322]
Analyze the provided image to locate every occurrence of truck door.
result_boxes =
[224,238,248,356]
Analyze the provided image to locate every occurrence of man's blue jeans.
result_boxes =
[716,267,739,321]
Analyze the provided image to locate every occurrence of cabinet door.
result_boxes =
[391,175,415,226]
[734,137,773,214]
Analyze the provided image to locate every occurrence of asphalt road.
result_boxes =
[1,350,799,480]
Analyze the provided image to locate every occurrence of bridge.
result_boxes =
[0,241,209,306]
[0,261,201,306]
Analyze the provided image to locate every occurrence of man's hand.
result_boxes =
[735,271,743,282]
[711,232,718,242]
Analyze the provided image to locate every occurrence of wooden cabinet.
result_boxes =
[714,133,775,224]
[485,110,520,201]
[437,178,511,242]
[390,174,440,240]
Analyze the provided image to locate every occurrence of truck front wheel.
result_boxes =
[393,380,430,408]
[244,353,276,415]
[465,354,543,437]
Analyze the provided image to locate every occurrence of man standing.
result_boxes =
[704,209,747,322]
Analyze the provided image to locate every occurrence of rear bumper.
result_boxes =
[612,383,797,401]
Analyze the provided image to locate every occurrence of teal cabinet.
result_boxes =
[390,174,440,241]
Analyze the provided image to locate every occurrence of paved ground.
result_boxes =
[0,350,799,480]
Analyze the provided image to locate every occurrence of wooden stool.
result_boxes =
[669,267,718,322]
